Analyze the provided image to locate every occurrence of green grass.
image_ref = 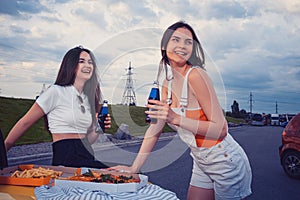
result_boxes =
[0,96,240,146]
[0,96,52,145]
[107,105,173,136]
[0,96,173,145]
[225,116,245,124]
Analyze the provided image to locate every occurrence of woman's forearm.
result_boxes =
[86,123,103,144]
[131,135,160,173]
[5,103,45,151]
[175,114,227,139]
[5,117,34,151]
[87,115,111,144]
[5,122,24,151]
[86,131,100,144]
[131,121,164,173]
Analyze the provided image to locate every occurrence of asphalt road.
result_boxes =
[94,125,300,200]
[230,126,300,200]
[24,125,300,200]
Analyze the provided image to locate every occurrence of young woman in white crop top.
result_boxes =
[111,21,252,200]
[5,46,111,168]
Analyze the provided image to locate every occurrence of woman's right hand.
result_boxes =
[146,99,180,126]
[104,114,111,129]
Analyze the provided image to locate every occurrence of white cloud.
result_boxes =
[0,0,299,114]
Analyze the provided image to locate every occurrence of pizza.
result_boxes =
[64,169,140,184]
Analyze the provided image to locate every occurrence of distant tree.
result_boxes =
[226,111,232,117]
[240,109,246,114]
[231,100,240,118]
[240,109,248,118]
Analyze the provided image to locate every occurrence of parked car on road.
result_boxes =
[279,113,300,179]
[280,114,296,128]
[251,113,265,126]
[280,121,289,128]
[271,113,280,126]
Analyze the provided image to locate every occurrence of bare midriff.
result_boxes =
[52,133,86,142]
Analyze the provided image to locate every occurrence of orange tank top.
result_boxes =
[167,66,224,148]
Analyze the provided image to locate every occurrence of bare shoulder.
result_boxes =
[188,67,212,85]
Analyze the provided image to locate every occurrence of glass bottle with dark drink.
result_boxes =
[98,100,108,132]
[145,81,160,124]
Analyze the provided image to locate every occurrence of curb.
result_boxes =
[8,153,53,166]
[93,134,177,151]
[8,134,177,166]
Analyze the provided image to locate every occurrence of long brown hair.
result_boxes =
[44,46,101,133]
[157,21,205,82]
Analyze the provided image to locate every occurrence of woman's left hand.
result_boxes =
[145,100,179,124]
[107,165,137,174]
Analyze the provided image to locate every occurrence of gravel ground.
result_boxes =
[7,142,53,158]
[7,132,177,158]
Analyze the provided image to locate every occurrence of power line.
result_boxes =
[228,91,300,113]
[249,92,253,114]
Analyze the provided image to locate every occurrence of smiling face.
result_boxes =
[166,27,193,67]
[75,51,94,82]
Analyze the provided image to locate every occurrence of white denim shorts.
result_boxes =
[189,133,252,200]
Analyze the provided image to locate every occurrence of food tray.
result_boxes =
[0,164,77,187]
[0,165,51,187]
[54,168,148,194]
[0,175,51,187]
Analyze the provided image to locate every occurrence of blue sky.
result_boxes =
[0,0,299,114]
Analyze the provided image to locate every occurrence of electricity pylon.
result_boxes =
[121,62,136,106]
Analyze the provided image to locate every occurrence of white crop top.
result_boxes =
[36,85,92,134]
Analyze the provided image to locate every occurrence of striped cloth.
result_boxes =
[34,184,179,200]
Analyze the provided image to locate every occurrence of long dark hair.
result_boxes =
[45,46,101,133]
[157,21,205,81]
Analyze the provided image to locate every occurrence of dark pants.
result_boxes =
[52,138,107,169]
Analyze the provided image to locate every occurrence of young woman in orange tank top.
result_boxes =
[111,21,252,200]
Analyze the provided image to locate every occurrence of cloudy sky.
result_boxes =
[0,0,299,115]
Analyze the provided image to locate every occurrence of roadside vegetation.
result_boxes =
[0,96,244,145]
